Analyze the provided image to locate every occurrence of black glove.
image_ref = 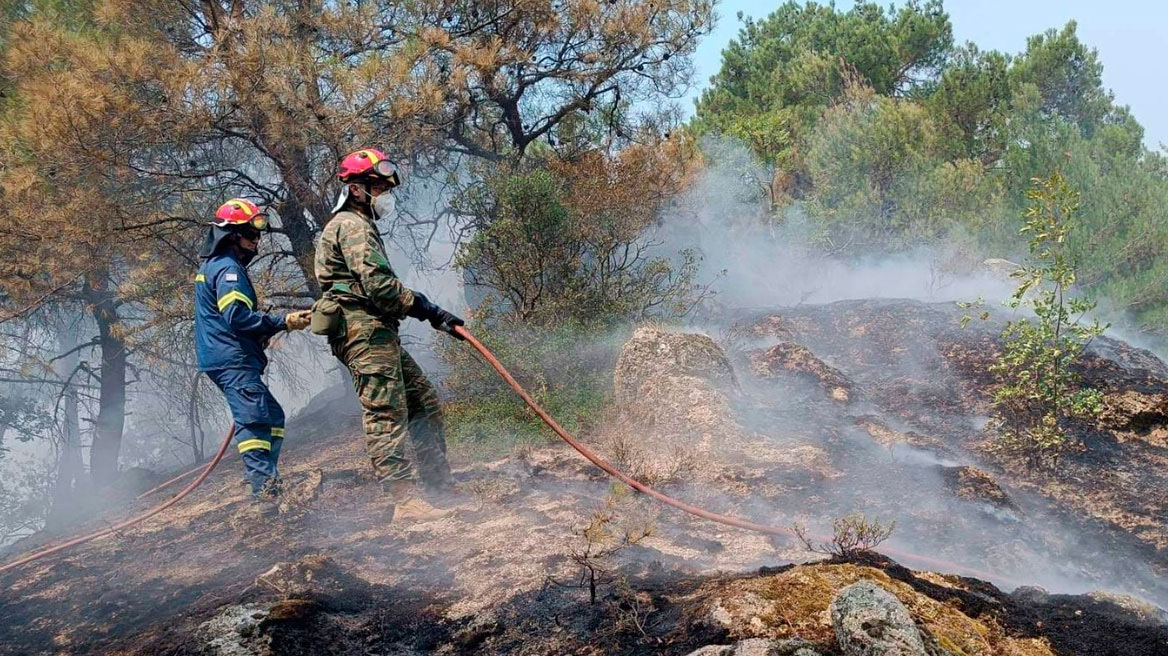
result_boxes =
[407,292,465,340]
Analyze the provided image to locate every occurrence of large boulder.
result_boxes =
[614,327,737,404]
[613,328,745,454]
[830,581,927,656]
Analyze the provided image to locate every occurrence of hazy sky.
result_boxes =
[685,0,1168,149]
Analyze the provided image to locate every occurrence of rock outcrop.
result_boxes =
[748,343,853,402]
[741,299,1168,552]
[829,581,928,656]
[686,638,822,656]
[699,564,1073,656]
[613,327,745,454]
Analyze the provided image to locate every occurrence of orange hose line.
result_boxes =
[0,425,235,575]
[454,326,1026,588]
[136,449,232,501]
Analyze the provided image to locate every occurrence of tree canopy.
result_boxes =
[0,0,712,506]
[694,2,1168,334]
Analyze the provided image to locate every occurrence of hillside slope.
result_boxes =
[2,300,1167,655]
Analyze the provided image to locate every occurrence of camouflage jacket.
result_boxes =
[315,208,415,319]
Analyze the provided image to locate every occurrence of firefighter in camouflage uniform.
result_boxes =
[313,148,463,522]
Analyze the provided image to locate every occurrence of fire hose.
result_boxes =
[453,326,1024,588]
[0,425,235,575]
[3,328,1022,589]
[135,451,229,500]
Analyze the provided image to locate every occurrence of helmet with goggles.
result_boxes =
[337,148,402,186]
[199,198,269,260]
[212,198,269,233]
[332,148,404,215]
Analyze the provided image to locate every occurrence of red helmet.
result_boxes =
[337,148,402,186]
[212,198,268,230]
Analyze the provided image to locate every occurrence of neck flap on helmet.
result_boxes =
[199,225,255,261]
[331,184,352,214]
[199,226,231,259]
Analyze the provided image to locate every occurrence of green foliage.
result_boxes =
[987,172,1107,470]
[0,452,52,545]
[456,170,572,323]
[456,169,704,326]
[994,104,1168,332]
[696,4,1168,337]
[1009,22,1114,137]
[927,44,1012,161]
[447,120,705,463]
[695,1,951,121]
[802,84,1003,250]
[692,1,951,208]
[0,393,53,459]
[439,315,624,459]
[442,383,610,461]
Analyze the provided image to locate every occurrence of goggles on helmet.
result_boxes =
[337,148,402,187]
[212,199,270,231]
[243,215,269,231]
[371,159,399,183]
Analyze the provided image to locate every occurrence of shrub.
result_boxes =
[964,172,1107,470]
[793,513,895,559]
[557,484,656,603]
[438,316,623,459]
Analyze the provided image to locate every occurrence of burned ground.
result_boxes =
[2,299,1167,655]
[732,300,1168,567]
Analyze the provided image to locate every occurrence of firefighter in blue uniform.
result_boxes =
[194,199,312,516]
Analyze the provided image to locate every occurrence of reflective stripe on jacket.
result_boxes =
[194,252,286,371]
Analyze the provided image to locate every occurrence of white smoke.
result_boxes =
[637,136,1168,606]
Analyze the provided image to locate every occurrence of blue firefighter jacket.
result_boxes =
[194,252,287,372]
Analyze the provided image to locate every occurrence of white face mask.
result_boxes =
[371,190,396,220]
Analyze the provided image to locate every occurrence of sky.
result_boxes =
[684,0,1168,149]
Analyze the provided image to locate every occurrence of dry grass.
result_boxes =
[709,564,1055,656]
[602,426,696,486]
[278,469,324,516]
[465,476,521,509]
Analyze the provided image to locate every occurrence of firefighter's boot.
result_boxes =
[250,478,280,519]
[421,473,465,509]
[382,480,452,523]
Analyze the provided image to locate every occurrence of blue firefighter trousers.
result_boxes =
[205,368,286,495]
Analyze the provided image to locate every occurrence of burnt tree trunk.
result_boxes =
[274,191,323,298]
[266,142,329,299]
[205,12,325,299]
[86,279,127,488]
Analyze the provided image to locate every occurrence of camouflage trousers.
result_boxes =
[331,306,451,484]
